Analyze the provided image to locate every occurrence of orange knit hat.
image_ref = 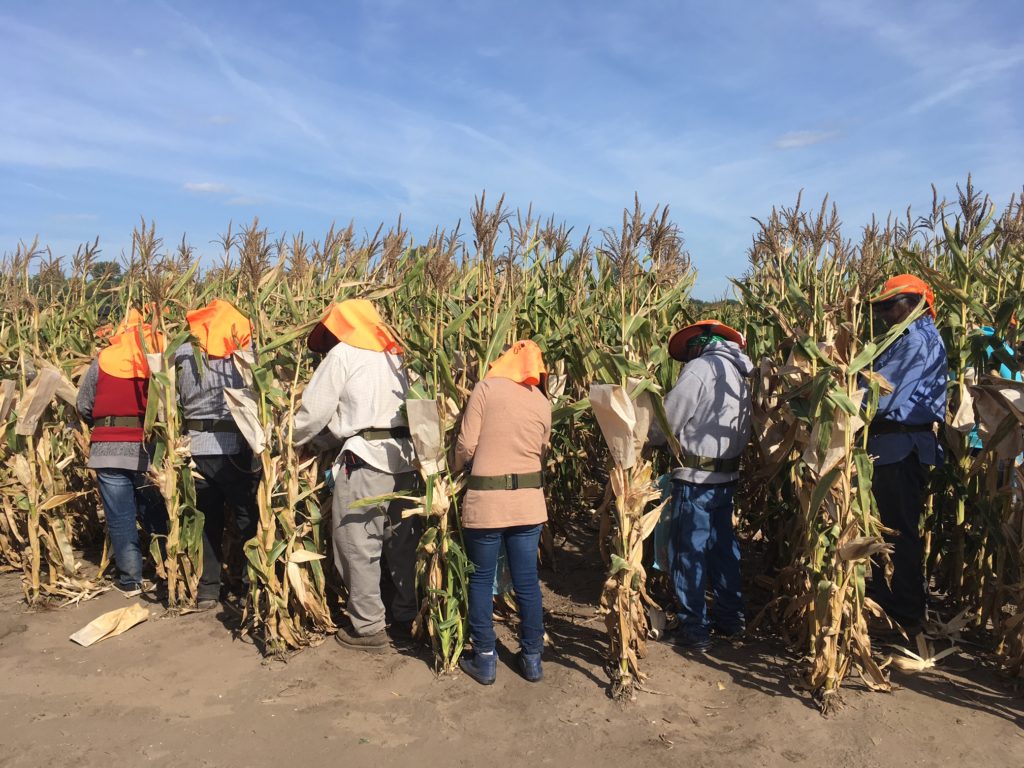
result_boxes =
[187,298,253,358]
[307,299,402,354]
[870,274,936,319]
[485,340,547,386]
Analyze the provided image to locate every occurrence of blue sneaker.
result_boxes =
[518,651,543,682]
[459,650,497,685]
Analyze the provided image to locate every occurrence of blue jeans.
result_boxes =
[96,469,168,589]
[464,524,544,655]
[668,480,744,642]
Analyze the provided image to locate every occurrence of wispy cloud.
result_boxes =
[1,1,1022,300]
[183,181,229,194]
[774,130,841,150]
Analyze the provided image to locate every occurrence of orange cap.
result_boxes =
[308,299,402,354]
[485,340,547,386]
[97,310,166,379]
[187,299,253,358]
[870,274,936,319]
[667,319,745,362]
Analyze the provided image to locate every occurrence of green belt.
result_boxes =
[96,416,143,428]
[468,471,543,491]
[185,419,239,433]
[680,453,741,473]
[357,426,411,441]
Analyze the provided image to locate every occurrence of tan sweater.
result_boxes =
[454,377,551,529]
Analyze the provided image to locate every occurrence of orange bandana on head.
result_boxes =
[97,311,166,379]
[485,340,547,386]
[308,299,402,354]
[870,274,936,319]
[187,299,253,358]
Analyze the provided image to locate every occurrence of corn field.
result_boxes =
[1,182,1022,711]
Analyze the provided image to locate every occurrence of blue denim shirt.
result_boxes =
[867,316,948,466]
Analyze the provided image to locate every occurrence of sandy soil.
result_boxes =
[1,550,1021,768]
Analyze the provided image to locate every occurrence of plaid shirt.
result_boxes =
[175,343,246,456]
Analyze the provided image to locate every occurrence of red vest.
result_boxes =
[91,368,149,443]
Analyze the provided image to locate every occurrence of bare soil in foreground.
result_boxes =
[1,549,1021,768]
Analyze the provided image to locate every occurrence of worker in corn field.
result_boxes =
[454,340,551,685]
[656,320,753,652]
[76,310,168,598]
[867,274,947,635]
[293,299,418,652]
[175,299,261,611]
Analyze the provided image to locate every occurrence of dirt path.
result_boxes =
[0,565,1021,768]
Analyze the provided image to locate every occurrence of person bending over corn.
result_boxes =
[653,320,753,652]
[293,300,419,652]
[175,299,261,611]
[866,275,947,636]
[455,340,551,685]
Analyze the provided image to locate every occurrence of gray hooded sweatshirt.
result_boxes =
[655,340,754,484]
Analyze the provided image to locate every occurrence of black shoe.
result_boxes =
[667,628,712,653]
[387,620,416,646]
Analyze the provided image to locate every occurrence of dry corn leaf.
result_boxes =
[15,367,63,435]
[837,536,893,562]
[0,379,18,422]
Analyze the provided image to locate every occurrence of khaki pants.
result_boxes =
[332,464,420,636]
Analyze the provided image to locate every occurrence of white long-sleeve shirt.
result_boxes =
[292,341,415,474]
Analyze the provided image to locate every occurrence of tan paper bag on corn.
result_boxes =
[407,398,446,476]
[590,384,637,469]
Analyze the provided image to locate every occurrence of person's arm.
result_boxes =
[662,366,705,443]
[873,332,929,422]
[293,350,347,446]
[454,383,486,473]
[174,344,194,411]
[76,359,99,426]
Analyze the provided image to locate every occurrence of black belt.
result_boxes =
[467,471,543,491]
[185,419,239,433]
[680,453,741,473]
[95,416,143,428]
[357,426,411,441]
[868,420,934,436]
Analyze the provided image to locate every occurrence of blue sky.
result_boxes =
[2,0,1022,298]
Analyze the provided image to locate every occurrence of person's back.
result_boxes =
[664,339,754,484]
[175,341,247,455]
[293,340,413,473]
[457,376,550,529]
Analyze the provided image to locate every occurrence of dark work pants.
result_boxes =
[194,451,261,600]
[870,454,927,626]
